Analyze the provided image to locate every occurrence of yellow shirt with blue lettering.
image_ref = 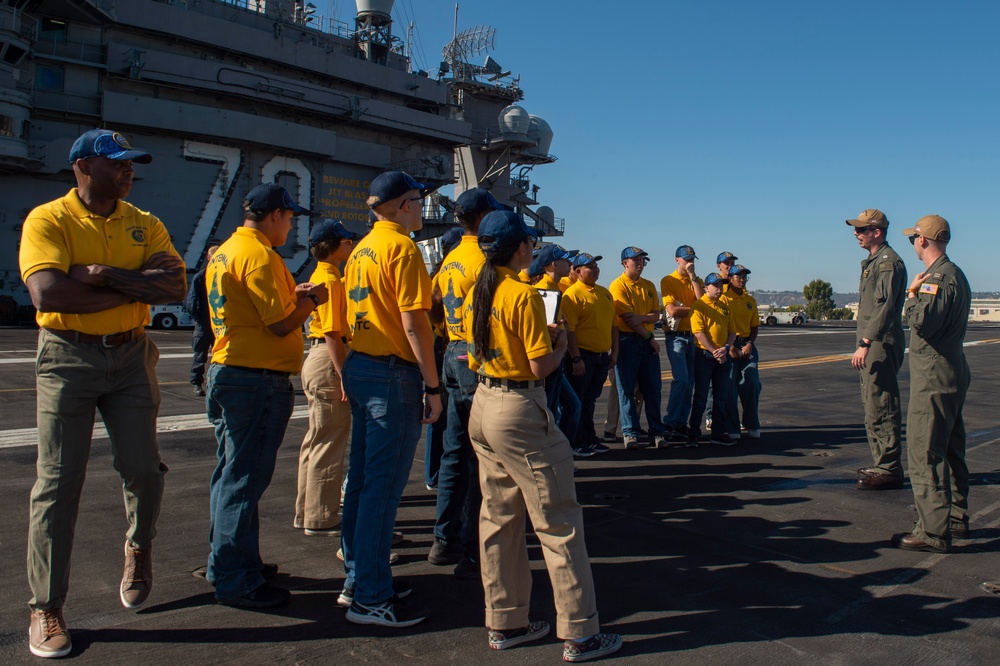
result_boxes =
[660,269,702,333]
[207,227,303,373]
[463,267,551,380]
[690,294,736,350]
[437,235,485,343]
[307,261,348,340]
[19,189,184,334]
[561,281,615,353]
[719,289,759,338]
[344,220,431,362]
[608,273,659,334]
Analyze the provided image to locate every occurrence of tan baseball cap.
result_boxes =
[902,215,950,242]
[845,209,888,229]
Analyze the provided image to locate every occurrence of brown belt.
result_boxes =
[43,326,145,348]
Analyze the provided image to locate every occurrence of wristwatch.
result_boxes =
[424,385,441,395]
[306,294,321,307]
[858,339,871,348]
[572,356,583,363]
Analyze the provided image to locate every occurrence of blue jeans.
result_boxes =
[341,351,424,605]
[615,333,665,438]
[424,335,448,488]
[664,333,695,429]
[726,344,761,432]
[434,340,481,557]
[206,364,295,600]
[545,364,582,444]
[565,350,610,447]
[689,349,731,439]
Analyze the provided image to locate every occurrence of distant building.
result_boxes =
[969,299,1000,322]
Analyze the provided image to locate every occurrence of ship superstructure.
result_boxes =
[0,0,562,321]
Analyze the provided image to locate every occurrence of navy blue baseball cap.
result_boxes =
[675,245,697,261]
[572,252,602,268]
[478,210,538,253]
[535,244,578,267]
[68,130,152,164]
[243,183,312,216]
[705,272,727,286]
[730,264,751,277]
[366,171,427,208]
[309,219,361,247]
[621,246,650,261]
[717,251,738,264]
[455,188,506,217]
[440,227,463,255]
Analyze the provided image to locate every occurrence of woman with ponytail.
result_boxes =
[464,210,623,662]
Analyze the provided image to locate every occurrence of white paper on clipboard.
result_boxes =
[536,289,562,324]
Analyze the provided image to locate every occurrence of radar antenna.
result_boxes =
[442,25,496,80]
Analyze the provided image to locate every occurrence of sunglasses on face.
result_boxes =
[909,234,920,245]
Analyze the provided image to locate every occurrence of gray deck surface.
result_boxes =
[1,322,998,664]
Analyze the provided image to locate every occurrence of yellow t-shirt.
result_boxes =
[344,220,431,362]
[558,276,574,293]
[307,262,348,340]
[562,281,615,353]
[438,235,485,343]
[660,269,702,333]
[463,266,551,380]
[719,289,759,338]
[534,274,559,291]
[207,227,303,373]
[517,268,531,284]
[19,189,183,334]
[608,273,659,334]
[690,294,736,350]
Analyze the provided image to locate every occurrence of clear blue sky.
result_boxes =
[329,1,999,293]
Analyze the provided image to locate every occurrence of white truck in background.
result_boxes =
[760,310,807,326]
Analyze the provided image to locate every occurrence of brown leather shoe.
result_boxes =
[891,532,949,553]
[856,473,904,490]
[121,542,152,609]
[857,467,881,477]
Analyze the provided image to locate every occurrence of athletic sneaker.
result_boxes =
[746,429,761,439]
[730,432,741,441]
[710,434,736,446]
[303,526,341,537]
[562,633,623,662]
[572,445,596,458]
[337,579,412,608]
[590,443,610,454]
[345,598,428,627]
[338,548,399,565]
[653,433,668,449]
[602,431,618,443]
[623,435,639,450]
[488,620,550,650]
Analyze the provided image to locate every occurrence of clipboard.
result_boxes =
[536,289,562,324]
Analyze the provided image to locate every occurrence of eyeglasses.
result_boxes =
[856,227,878,235]
[399,196,424,210]
[908,234,920,245]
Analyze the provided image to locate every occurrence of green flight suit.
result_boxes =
[904,254,971,549]
[856,243,906,475]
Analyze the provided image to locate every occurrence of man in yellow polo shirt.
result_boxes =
[659,245,705,444]
[689,273,737,447]
[609,246,667,449]
[204,183,328,609]
[341,171,441,627]
[429,187,504,577]
[19,129,186,658]
[720,265,761,439]
[563,252,618,454]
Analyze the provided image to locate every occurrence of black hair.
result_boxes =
[310,238,342,262]
[471,239,524,360]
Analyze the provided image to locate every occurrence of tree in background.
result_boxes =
[803,279,835,321]
[829,307,855,321]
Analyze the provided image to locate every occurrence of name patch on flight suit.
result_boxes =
[920,283,939,296]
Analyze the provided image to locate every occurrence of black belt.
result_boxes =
[579,349,609,358]
[664,331,692,337]
[477,375,544,390]
[44,326,145,348]
[310,338,327,346]
[221,364,291,378]
[352,350,419,369]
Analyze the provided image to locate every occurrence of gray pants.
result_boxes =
[28,330,166,610]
